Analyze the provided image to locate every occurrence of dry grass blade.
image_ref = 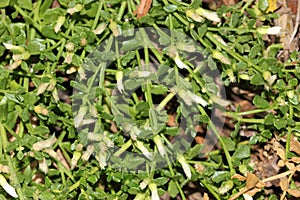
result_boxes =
[134,0,152,19]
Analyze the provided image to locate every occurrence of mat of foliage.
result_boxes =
[0,0,300,200]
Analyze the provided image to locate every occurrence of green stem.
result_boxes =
[0,89,20,94]
[286,105,293,159]
[132,92,139,104]
[69,180,81,192]
[238,118,265,124]
[173,12,189,26]
[1,9,12,34]
[0,123,25,200]
[19,121,24,138]
[14,5,42,32]
[226,108,272,116]
[59,143,72,165]
[187,161,220,168]
[140,27,163,63]
[60,168,66,185]
[205,32,262,73]
[169,14,173,30]
[200,179,220,200]
[3,124,21,141]
[117,1,127,21]
[92,1,104,30]
[87,35,113,93]
[241,0,255,12]
[115,40,122,70]
[42,39,63,53]
[207,27,255,33]
[156,92,176,112]
[165,153,186,200]
[113,140,132,157]
[33,0,42,24]
[197,106,235,175]
[161,0,169,5]
[56,161,75,181]
[142,32,153,107]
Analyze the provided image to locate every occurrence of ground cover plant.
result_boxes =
[0,0,300,199]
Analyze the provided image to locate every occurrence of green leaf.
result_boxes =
[230,13,240,28]
[208,55,217,70]
[279,105,289,115]
[288,78,298,87]
[273,118,287,130]
[151,85,168,95]
[211,171,231,183]
[0,0,9,8]
[41,26,61,39]
[274,79,286,90]
[31,125,50,135]
[221,137,235,151]
[260,130,272,139]
[249,135,259,144]
[87,175,98,184]
[154,177,169,186]
[135,101,149,113]
[186,144,203,159]
[231,121,241,138]
[165,127,180,136]
[250,73,264,85]
[28,39,46,53]
[253,95,269,109]
[249,44,261,59]
[168,180,179,198]
[40,0,54,14]
[0,98,8,122]
[40,191,55,200]
[232,145,250,160]
[258,0,269,11]
[196,115,209,123]
[197,24,207,38]
[128,187,140,195]
[17,0,33,10]
[264,113,275,125]
[163,4,177,12]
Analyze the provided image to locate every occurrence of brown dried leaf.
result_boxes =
[277,148,286,160]
[296,164,300,172]
[255,180,265,188]
[195,163,205,173]
[231,174,246,181]
[287,0,299,14]
[287,188,300,197]
[133,0,152,19]
[0,164,10,173]
[291,157,300,163]
[33,135,57,151]
[286,162,295,170]
[195,136,204,144]
[203,192,209,200]
[56,148,71,170]
[246,173,259,190]
[275,12,295,50]
[279,177,289,191]
[245,188,262,197]
[167,114,177,127]
[222,0,235,6]
[278,159,286,167]
[110,122,118,133]
[290,139,300,155]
